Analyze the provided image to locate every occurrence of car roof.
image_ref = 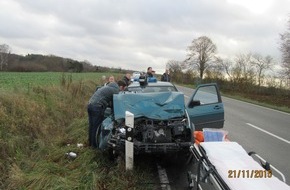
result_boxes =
[129,81,175,88]
[127,80,178,93]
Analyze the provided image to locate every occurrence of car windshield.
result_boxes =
[128,86,177,93]
[114,91,185,120]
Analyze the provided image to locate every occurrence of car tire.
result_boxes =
[96,128,118,160]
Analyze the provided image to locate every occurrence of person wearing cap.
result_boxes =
[87,80,127,148]
[146,67,154,77]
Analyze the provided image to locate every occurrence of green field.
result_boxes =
[0,72,125,91]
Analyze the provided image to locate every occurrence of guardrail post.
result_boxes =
[125,111,134,170]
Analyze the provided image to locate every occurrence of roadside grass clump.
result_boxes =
[0,76,155,190]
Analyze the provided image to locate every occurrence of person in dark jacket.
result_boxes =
[146,67,154,77]
[87,80,127,148]
[122,73,131,86]
[161,69,171,82]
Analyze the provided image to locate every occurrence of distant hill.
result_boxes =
[4,53,130,73]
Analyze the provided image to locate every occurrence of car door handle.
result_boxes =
[214,105,222,110]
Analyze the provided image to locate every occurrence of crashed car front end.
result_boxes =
[99,91,194,155]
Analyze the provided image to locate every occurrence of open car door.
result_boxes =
[186,83,224,131]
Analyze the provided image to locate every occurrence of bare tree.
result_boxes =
[279,17,290,79]
[0,44,10,71]
[219,54,255,84]
[219,58,234,80]
[185,36,217,79]
[166,60,183,83]
[205,56,225,80]
[234,53,255,84]
[251,54,273,86]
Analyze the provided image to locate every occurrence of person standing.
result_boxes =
[104,75,115,86]
[161,69,171,82]
[87,80,127,148]
[146,67,154,77]
[122,73,131,86]
[96,75,115,91]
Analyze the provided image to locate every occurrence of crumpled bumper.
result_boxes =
[108,138,192,155]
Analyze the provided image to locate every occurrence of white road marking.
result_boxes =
[246,123,290,144]
[157,164,171,190]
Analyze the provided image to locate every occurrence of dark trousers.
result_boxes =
[87,104,105,148]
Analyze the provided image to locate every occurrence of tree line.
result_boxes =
[167,17,290,91]
[0,51,118,73]
[164,17,290,108]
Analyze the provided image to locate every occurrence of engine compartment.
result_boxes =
[105,116,193,155]
[114,117,192,143]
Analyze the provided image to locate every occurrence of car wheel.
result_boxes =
[96,128,118,160]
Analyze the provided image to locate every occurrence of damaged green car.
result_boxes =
[97,77,224,157]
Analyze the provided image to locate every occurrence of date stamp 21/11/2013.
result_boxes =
[228,170,272,178]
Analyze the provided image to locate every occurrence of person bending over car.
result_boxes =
[87,80,127,148]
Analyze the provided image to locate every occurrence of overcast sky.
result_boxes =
[0,0,289,74]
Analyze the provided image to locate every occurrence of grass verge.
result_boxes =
[220,92,290,113]
[0,77,156,190]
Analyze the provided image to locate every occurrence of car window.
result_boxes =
[193,85,219,104]
[128,86,177,93]
[132,72,141,78]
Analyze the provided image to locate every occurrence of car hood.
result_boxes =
[113,91,185,120]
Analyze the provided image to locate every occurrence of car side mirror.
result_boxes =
[188,100,201,108]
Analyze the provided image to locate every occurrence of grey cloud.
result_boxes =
[0,0,289,73]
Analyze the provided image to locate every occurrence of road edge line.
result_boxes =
[246,123,290,144]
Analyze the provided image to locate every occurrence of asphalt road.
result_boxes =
[222,96,290,185]
[166,85,290,188]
